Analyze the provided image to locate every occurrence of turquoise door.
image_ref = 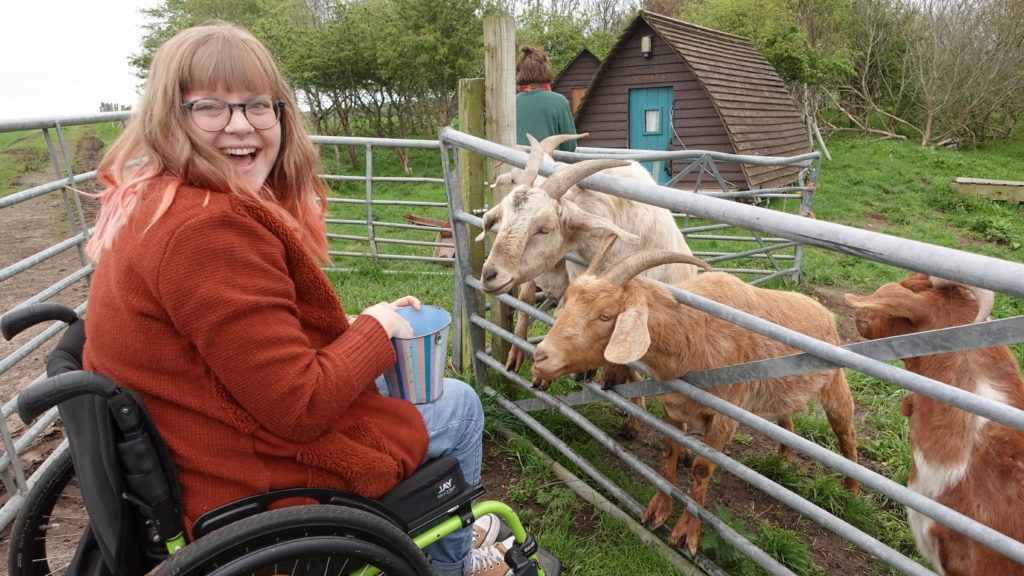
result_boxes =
[628,87,674,184]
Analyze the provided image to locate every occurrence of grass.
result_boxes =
[0,130,52,196]
[0,123,123,197]
[4,122,1023,575]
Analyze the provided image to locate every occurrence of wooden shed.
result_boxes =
[575,10,810,190]
[552,48,601,114]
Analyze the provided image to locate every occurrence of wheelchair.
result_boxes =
[3,302,561,576]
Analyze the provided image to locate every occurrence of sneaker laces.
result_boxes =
[465,542,510,576]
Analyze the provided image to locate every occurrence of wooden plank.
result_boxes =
[951,178,1024,202]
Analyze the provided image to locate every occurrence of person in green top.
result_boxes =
[515,45,578,153]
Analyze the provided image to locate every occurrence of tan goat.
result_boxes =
[845,273,1024,576]
[479,134,699,438]
[531,240,859,555]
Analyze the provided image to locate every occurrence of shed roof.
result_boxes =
[581,11,810,189]
[552,48,600,87]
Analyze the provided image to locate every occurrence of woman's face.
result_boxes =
[182,89,282,194]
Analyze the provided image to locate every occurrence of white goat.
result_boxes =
[531,240,860,555]
[846,273,1024,576]
[478,134,699,437]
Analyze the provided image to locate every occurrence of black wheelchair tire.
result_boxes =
[7,449,84,576]
[151,504,434,576]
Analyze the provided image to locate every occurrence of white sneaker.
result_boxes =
[464,537,514,576]
[471,513,500,550]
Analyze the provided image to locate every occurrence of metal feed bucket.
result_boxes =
[382,305,451,404]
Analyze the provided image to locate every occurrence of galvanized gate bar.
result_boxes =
[439,126,1024,575]
[440,128,1024,298]
[658,285,1024,433]
[513,316,1024,412]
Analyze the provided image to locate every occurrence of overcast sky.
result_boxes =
[1,0,155,121]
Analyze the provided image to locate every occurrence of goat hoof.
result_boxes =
[642,496,672,529]
[670,514,703,556]
[505,348,526,372]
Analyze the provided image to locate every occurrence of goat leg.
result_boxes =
[505,281,537,374]
[777,416,794,463]
[819,371,860,495]
[670,415,735,555]
[642,436,682,530]
[600,363,646,440]
[643,413,686,530]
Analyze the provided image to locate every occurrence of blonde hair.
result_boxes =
[87,22,329,262]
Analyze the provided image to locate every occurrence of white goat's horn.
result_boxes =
[605,250,713,287]
[928,276,995,323]
[536,133,589,156]
[539,159,630,200]
[515,134,546,186]
[586,235,620,275]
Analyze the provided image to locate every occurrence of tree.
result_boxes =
[905,0,1024,144]
[838,0,1024,144]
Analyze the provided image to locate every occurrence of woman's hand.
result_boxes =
[360,296,421,339]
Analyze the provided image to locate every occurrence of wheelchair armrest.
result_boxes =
[17,370,118,425]
[1,302,78,340]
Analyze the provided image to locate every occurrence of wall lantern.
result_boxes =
[641,35,653,59]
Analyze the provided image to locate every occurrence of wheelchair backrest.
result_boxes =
[11,307,185,576]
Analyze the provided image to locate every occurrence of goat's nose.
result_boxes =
[533,350,547,363]
[482,267,497,283]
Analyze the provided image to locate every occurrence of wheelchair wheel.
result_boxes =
[7,449,85,576]
[152,504,434,576]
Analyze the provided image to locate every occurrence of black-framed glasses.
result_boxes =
[182,97,284,132]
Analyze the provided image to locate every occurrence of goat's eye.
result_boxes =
[534,227,550,236]
[598,313,612,322]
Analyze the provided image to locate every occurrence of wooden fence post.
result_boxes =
[457,77,487,371]
[483,14,516,365]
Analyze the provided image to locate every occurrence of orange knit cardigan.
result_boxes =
[83,181,429,531]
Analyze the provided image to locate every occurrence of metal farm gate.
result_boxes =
[436,127,1024,576]
[3,116,1024,576]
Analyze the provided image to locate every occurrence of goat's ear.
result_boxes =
[844,292,922,324]
[560,202,641,244]
[475,206,502,242]
[605,305,650,365]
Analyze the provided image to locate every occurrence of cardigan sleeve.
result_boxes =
[153,208,396,443]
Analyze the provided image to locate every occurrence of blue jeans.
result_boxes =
[376,376,483,576]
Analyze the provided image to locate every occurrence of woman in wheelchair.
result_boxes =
[78,22,513,576]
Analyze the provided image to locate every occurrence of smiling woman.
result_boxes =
[77,22,503,576]
[180,92,284,194]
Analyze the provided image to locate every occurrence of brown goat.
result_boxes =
[531,239,859,555]
[481,134,698,439]
[845,273,1024,576]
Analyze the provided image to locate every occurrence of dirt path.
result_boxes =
[0,128,103,413]
[0,131,106,576]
